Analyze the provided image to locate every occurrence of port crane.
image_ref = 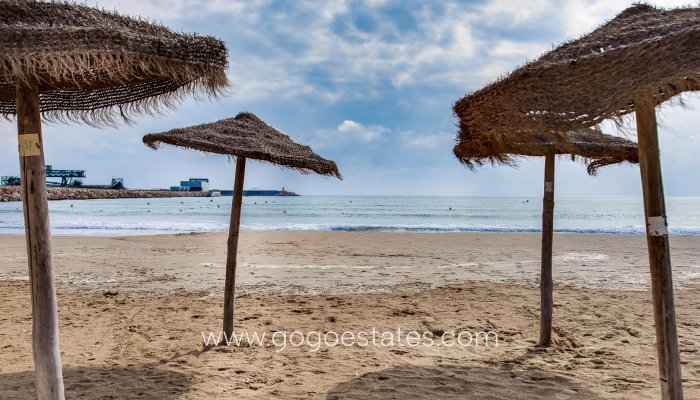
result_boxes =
[2,166,124,189]
[45,165,86,187]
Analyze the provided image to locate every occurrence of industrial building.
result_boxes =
[170,178,210,192]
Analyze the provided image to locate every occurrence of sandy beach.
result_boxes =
[1,231,700,294]
[0,231,698,399]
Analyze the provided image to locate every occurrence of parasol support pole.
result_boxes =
[16,78,66,399]
[539,153,555,346]
[222,156,246,341]
[634,97,683,400]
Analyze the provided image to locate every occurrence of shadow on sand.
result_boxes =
[0,364,191,400]
[326,364,603,400]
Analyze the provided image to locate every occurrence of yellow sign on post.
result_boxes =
[18,133,41,157]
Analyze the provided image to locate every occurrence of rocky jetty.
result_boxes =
[0,186,207,202]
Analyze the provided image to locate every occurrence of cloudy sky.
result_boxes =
[1,0,698,196]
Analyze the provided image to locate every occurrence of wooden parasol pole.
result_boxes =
[539,153,555,346]
[16,78,65,399]
[634,98,683,400]
[222,156,246,340]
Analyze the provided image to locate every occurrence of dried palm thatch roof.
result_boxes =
[0,0,229,125]
[453,128,638,175]
[454,4,699,172]
[143,112,342,179]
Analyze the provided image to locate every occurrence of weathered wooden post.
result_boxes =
[16,78,65,399]
[539,153,555,346]
[634,97,683,400]
[223,156,246,339]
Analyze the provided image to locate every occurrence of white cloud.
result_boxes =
[92,0,251,21]
[92,0,191,20]
[101,0,485,100]
[400,131,454,149]
[303,120,391,150]
[227,55,340,102]
[479,0,552,26]
[336,120,389,143]
[559,0,696,37]
[490,41,547,58]
[85,0,698,104]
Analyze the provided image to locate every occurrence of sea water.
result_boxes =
[0,196,699,236]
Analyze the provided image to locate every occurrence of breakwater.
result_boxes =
[0,186,207,202]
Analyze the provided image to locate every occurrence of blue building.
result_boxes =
[171,178,210,192]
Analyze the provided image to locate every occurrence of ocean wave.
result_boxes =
[1,214,700,236]
[0,222,698,235]
[329,225,700,235]
[0,219,229,235]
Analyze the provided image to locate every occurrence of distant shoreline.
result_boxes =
[0,186,208,202]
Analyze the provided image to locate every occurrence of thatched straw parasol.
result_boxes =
[144,112,341,338]
[1,0,228,125]
[453,128,639,174]
[1,1,228,398]
[454,125,638,347]
[454,4,698,398]
[453,4,699,147]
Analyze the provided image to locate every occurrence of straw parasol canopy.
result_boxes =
[0,0,229,126]
[143,112,342,178]
[453,4,698,170]
[453,127,639,174]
